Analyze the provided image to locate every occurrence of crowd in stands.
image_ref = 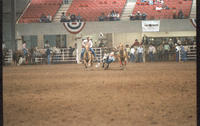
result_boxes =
[40,14,52,23]
[60,12,83,22]
[130,11,147,20]
[99,10,120,21]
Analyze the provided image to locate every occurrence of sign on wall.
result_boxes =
[63,22,86,34]
[142,20,160,32]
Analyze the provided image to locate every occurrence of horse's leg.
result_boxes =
[106,63,109,69]
[124,58,127,66]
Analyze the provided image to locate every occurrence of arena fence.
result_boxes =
[3,49,13,65]
[2,45,196,65]
[186,45,196,60]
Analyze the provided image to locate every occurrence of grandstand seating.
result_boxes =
[18,0,62,23]
[66,0,127,21]
[132,0,193,20]
[18,0,193,23]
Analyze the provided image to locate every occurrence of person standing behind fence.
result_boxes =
[157,44,163,61]
[163,42,170,61]
[148,44,154,62]
[137,44,144,63]
[180,45,187,62]
[46,47,51,64]
[130,45,135,63]
[175,43,181,62]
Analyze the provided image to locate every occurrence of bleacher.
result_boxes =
[18,0,62,23]
[66,0,127,21]
[132,0,193,20]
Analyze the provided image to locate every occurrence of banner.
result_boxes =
[142,20,160,32]
[63,22,86,34]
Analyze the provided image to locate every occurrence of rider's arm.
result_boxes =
[82,40,86,47]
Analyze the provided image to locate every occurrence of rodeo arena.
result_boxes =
[2,0,197,126]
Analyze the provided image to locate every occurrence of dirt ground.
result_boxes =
[3,62,196,126]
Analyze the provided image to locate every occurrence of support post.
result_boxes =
[11,0,16,51]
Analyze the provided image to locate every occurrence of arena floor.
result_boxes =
[3,61,196,126]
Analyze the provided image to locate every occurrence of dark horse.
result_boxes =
[13,49,32,65]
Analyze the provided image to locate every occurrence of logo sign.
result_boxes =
[142,20,160,32]
[190,18,196,28]
[63,22,86,34]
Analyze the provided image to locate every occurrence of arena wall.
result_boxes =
[13,19,196,50]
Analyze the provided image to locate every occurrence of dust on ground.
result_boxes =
[3,62,196,126]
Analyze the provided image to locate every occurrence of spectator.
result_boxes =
[135,11,142,20]
[173,11,177,19]
[46,47,51,64]
[148,44,154,62]
[107,13,111,21]
[115,12,120,21]
[69,46,75,57]
[133,39,140,47]
[60,12,67,22]
[149,0,154,5]
[130,45,135,63]
[156,6,163,11]
[40,14,47,23]
[177,39,182,45]
[162,4,169,10]
[44,40,50,49]
[175,43,181,62]
[76,13,82,22]
[99,13,105,21]
[66,13,71,22]
[178,10,184,19]
[129,13,134,21]
[163,42,170,61]
[70,13,76,22]
[110,10,115,21]
[142,13,147,20]
[180,45,187,62]
[47,14,52,22]
[137,44,144,63]
[157,44,163,61]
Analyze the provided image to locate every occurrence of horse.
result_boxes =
[13,49,31,65]
[117,44,128,69]
[83,44,94,68]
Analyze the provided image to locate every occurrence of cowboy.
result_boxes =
[22,41,28,57]
[81,37,96,60]
[102,52,115,68]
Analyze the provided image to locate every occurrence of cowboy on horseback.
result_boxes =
[22,41,28,57]
[81,37,96,61]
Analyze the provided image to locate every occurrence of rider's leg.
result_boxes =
[81,48,85,59]
[90,48,96,57]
